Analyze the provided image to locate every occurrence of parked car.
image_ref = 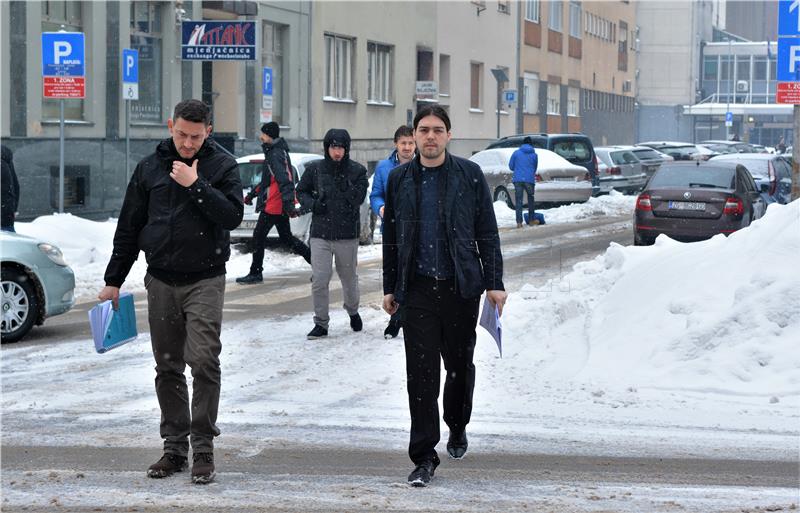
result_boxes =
[1,232,75,343]
[700,140,756,153]
[468,148,592,208]
[638,141,708,161]
[709,153,794,205]
[633,161,766,246]
[230,152,373,248]
[594,146,648,194]
[485,133,598,193]
[697,142,738,155]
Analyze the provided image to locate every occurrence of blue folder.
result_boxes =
[89,292,138,353]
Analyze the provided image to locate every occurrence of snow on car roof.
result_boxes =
[470,147,586,173]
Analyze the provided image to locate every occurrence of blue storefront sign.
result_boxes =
[181,21,256,61]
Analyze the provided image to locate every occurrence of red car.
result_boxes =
[634,162,767,246]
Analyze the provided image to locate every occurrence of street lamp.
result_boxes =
[490,68,509,139]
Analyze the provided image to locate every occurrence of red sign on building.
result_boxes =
[43,76,85,99]
[776,82,800,104]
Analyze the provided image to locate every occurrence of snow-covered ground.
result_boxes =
[3,195,798,511]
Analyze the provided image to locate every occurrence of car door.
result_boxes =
[739,168,766,220]
[774,158,793,204]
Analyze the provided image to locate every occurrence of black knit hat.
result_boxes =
[260,121,280,139]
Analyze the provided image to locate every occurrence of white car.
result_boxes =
[469,148,593,208]
[230,152,373,247]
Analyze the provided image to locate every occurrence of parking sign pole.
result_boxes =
[793,105,800,200]
[59,99,65,214]
[126,100,130,184]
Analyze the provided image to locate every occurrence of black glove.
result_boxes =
[244,194,253,206]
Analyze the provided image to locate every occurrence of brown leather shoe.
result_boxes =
[191,452,216,484]
[147,453,188,478]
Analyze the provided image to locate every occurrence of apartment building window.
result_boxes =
[367,42,392,104]
[42,1,84,120]
[549,0,563,31]
[498,1,510,14]
[547,82,560,114]
[618,21,628,72]
[569,1,581,38]
[567,87,579,116]
[703,56,718,81]
[262,23,286,124]
[736,55,751,82]
[525,0,540,22]
[470,62,483,110]
[523,72,539,114]
[325,34,354,101]
[754,57,767,80]
[439,54,451,96]
[130,1,163,123]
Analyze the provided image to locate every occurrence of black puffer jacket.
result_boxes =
[248,137,296,215]
[1,145,20,228]
[104,138,243,287]
[382,152,504,303]
[296,129,368,240]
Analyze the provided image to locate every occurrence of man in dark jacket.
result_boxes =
[236,122,311,285]
[382,105,507,487]
[508,137,538,228]
[296,128,368,339]
[98,99,243,485]
[1,145,20,232]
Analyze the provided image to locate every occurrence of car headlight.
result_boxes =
[38,243,68,266]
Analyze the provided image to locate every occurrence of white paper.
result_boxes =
[479,295,502,357]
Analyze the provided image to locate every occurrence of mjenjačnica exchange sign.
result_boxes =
[181,21,256,61]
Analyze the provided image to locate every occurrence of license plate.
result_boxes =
[668,201,706,211]
[551,177,575,182]
[240,221,258,229]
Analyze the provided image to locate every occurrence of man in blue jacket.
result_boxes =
[508,137,538,228]
[370,125,415,338]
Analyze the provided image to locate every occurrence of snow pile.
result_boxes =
[503,200,800,395]
[493,190,636,228]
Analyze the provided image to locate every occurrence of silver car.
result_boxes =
[594,146,648,194]
[1,232,75,343]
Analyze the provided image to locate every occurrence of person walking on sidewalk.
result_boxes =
[236,122,310,285]
[98,99,243,485]
[296,128,368,339]
[1,144,20,232]
[508,137,538,228]
[370,125,416,339]
[382,105,506,487]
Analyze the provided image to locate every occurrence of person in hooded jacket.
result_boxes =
[98,99,243,485]
[1,144,20,232]
[508,137,539,228]
[296,128,368,339]
[236,122,311,285]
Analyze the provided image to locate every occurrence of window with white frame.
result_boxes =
[567,87,579,116]
[523,72,539,114]
[325,34,354,101]
[569,1,581,38]
[525,0,540,22]
[547,82,560,114]
[367,42,392,103]
[130,2,164,123]
[549,0,563,31]
[42,1,84,120]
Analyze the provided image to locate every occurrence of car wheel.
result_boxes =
[1,268,39,344]
[494,187,514,209]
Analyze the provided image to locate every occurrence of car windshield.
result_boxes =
[649,165,735,189]
[552,141,591,162]
[719,159,769,178]
[632,148,663,160]
[610,151,638,165]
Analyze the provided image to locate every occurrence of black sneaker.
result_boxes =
[350,313,363,332]
[407,459,439,487]
[235,272,263,284]
[383,320,401,339]
[147,453,188,478]
[191,452,216,484]
[447,430,468,459]
[307,324,328,339]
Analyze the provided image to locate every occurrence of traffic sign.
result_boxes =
[263,67,273,96]
[43,76,85,98]
[262,96,273,109]
[777,81,800,103]
[778,0,800,36]
[503,89,518,106]
[122,49,139,100]
[42,32,85,77]
[777,37,800,81]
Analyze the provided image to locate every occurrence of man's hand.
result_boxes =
[98,285,121,310]
[379,206,385,218]
[244,194,253,206]
[382,294,398,315]
[486,289,508,317]
[170,159,199,187]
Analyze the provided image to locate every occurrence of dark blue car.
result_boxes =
[709,153,793,205]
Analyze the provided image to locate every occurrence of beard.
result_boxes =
[420,144,445,160]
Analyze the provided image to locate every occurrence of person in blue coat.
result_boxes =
[370,125,415,339]
[508,137,538,227]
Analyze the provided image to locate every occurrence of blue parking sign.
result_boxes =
[122,49,138,83]
[779,0,800,36]
[263,67,273,96]
[42,32,85,77]
[778,37,800,81]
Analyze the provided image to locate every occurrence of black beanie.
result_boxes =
[260,121,280,139]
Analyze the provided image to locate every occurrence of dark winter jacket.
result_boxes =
[246,137,296,215]
[104,138,243,287]
[1,145,20,228]
[296,129,368,240]
[509,144,538,184]
[382,152,504,304]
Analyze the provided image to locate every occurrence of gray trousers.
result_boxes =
[310,237,360,329]
[145,273,225,457]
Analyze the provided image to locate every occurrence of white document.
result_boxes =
[479,295,502,357]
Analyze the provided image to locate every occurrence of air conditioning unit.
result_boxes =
[736,80,749,93]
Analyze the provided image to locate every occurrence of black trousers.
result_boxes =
[403,275,480,464]
[250,212,311,272]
